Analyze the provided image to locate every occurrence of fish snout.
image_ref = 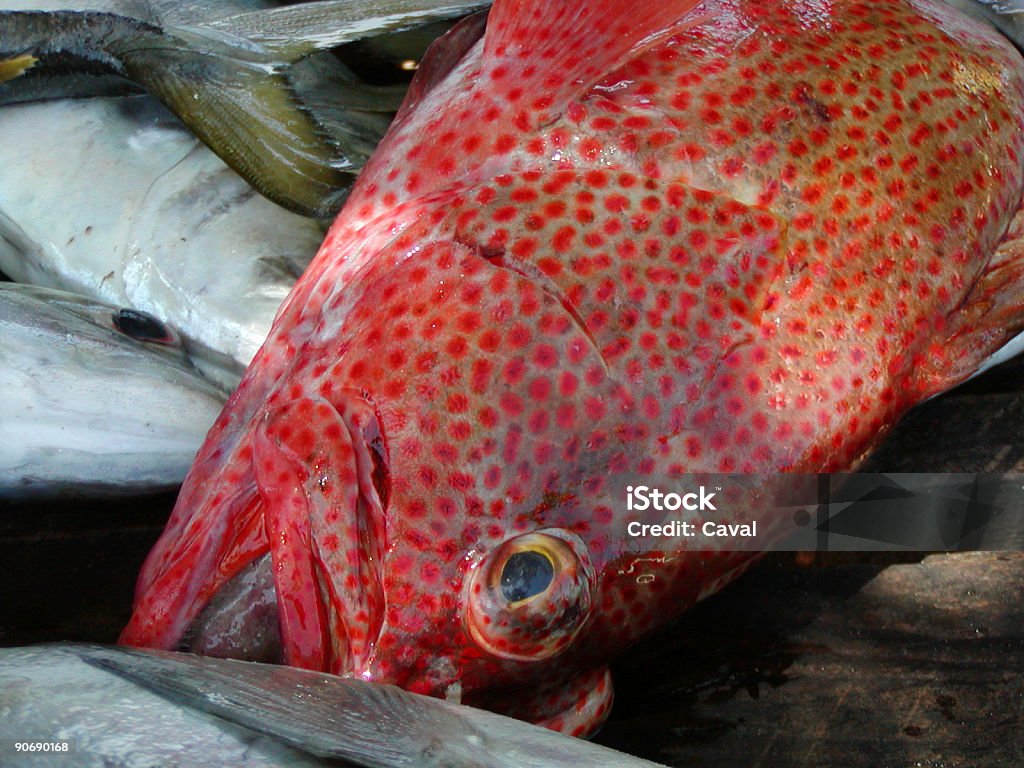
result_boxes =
[123,392,388,677]
[247,394,388,675]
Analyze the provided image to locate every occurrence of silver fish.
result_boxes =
[0,645,332,767]
[0,644,668,768]
[0,93,321,391]
[0,0,489,216]
[0,0,483,389]
[0,283,225,496]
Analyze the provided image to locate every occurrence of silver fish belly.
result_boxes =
[0,94,323,390]
[0,283,226,496]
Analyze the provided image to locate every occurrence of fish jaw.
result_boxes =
[121,381,388,677]
[249,393,387,674]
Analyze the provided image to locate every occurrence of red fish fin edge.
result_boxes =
[915,213,1024,396]
[396,10,489,121]
[481,0,704,130]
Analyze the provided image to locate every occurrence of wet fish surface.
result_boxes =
[0,0,487,216]
[0,1,339,389]
[121,0,1024,738]
[0,0,475,388]
[0,644,337,767]
[0,643,668,768]
[0,284,226,497]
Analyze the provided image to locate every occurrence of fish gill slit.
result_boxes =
[348,405,389,664]
[462,238,612,375]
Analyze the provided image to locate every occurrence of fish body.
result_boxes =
[0,644,667,768]
[124,0,1024,735]
[0,284,225,496]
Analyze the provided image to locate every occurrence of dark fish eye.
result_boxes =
[466,530,594,661]
[500,550,555,603]
[112,308,173,344]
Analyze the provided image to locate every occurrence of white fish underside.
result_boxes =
[0,0,330,390]
[0,94,324,390]
[0,285,226,495]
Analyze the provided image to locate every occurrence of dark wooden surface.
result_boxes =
[598,552,1024,766]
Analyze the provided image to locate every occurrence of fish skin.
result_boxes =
[123,0,1024,736]
[0,644,669,768]
[0,92,323,390]
[0,284,226,496]
[0,645,340,767]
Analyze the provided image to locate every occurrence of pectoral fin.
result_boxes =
[914,208,1024,395]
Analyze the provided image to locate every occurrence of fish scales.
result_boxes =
[123,0,1024,737]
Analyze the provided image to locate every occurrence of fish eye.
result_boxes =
[465,530,594,662]
[500,550,555,603]
[111,308,177,345]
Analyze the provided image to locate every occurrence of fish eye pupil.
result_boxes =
[500,550,554,603]
[112,308,170,343]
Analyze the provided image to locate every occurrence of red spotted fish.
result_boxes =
[122,0,1024,737]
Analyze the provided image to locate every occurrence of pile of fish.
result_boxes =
[3,0,1024,766]
[0,0,483,485]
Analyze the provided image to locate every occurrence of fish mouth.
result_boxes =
[125,393,388,677]
[180,551,284,664]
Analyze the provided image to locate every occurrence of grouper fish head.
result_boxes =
[122,0,1024,735]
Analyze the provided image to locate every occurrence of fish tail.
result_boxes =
[0,3,489,217]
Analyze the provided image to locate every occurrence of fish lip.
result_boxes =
[302,394,389,676]
[125,394,389,676]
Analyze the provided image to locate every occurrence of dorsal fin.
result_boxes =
[396,9,489,120]
[481,0,704,130]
